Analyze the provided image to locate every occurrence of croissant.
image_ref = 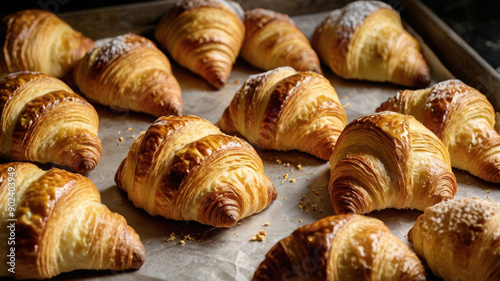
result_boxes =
[0,9,94,79]
[253,214,426,281]
[115,115,277,227]
[0,162,145,280]
[0,71,102,173]
[378,79,500,183]
[218,66,347,160]
[312,0,430,87]
[329,111,456,214]
[74,33,183,117]
[154,0,244,89]
[241,8,322,74]
[408,198,500,281]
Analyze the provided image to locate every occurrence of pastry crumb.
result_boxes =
[250,230,267,242]
[127,128,134,132]
[283,174,289,179]
[296,164,302,170]
[162,233,176,243]
[399,222,402,225]
[281,181,284,184]
[140,130,146,135]
[289,178,296,183]
[276,159,282,164]
[299,219,303,223]
[306,178,309,181]
[344,103,350,108]
[486,190,490,193]
[130,134,136,138]
[117,130,121,134]
[233,232,238,236]
[118,137,124,142]
[238,222,241,226]
[282,197,287,199]
[263,222,270,227]
[179,240,185,245]
[313,189,320,196]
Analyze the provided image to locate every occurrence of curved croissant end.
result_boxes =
[218,66,347,160]
[155,0,244,89]
[253,214,426,281]
[0,72,102,173]
[75,33,183,117]
[115,115,277,227]
[0,9,94,79]
[241,8,322,74]
[329,111,456,214]
[409,198,500,281]
[0,162,145,280]
[378,79,500,183]
[312,1,430,87]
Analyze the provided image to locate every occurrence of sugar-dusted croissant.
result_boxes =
[378,79,500,183]
[218,66,347,160]
[0,71,102,173]
[74,33,182,117]
[115,115,277,227]
[312,0,430,87]
[253,214,426,281]
[0,162,145,280]
[329,111,456,214]
[241,8,322,74]
[155,0,244,89]
[409,198,500,281]
[0,9,94,79]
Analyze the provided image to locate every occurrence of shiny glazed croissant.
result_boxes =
[218,66,347,160]
[329,111,456,214]
[241,8,322,73]
[154,0,244,89]
[74,33,183,117]
[115,115,277,227]
[0,9,94,79]
[0,71,102,173]
[0,162,145,280]
[312,0,430,87]
[408,198,500,281]
[253,214,426,281]
[378,79,500,183]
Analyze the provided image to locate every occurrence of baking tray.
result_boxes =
[6,0,500,280]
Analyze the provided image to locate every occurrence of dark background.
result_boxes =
[2,0,499,74]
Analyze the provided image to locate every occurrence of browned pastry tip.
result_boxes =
[378,79,500,183]
[329,111,456,214]
[0,9,94,79]
[0,71,102,173]
[115,115,277,228]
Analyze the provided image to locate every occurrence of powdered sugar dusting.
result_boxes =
[424,79,463,110]
[244,8,294,27]
[95,33,154,64]
[177,0,243,19]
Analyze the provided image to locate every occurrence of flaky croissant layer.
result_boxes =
[329,111,456,214]
[312,0,430,87]
[0,9,94,79]
[409,198,500,281]
[75,33,183,117]
[378,79,500,183]
[253,214,426,281]
[0,71,102,173]
[155,0,245,89]
[219,66,347,160]
[115,115,277,227]
[0,162,145,280]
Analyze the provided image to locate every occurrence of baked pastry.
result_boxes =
[241,8,322,73]
[409,198,500,281]
[378,79,500,183]
[154,0,244,89]
[0,71,102,173]
[74,33,183,117]
[0,162,145,280]
[115,115,277,227]
[253,214,426,281]
[329,111,456,214]
[312,0,430,87]
[0,9,94,79]
[218,66,347,160]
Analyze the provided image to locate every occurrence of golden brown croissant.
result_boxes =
[241,8,322,74]
[218,66,347,160]
[74,33,183,117]
[409,198,500,281]
[378,79,500,183]
[0,162,145,280]
[329,111,456,214]
[253,214,426,281]
[312,0,430,87]
[0,71,102,173]
[0,9,94,79]
[115,115,277,227]
[154,0,244,89]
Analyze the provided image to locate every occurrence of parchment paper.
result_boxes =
[45,10,499,281]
